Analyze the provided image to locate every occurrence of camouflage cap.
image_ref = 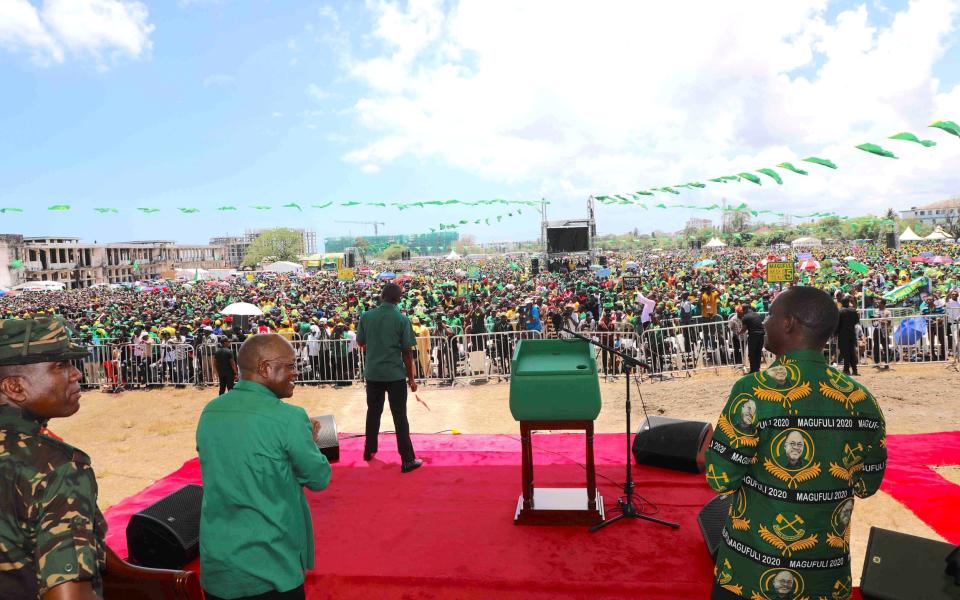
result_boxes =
[0,317,89,366]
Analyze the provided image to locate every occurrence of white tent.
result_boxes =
[704,237,727,248]
[262,260,304,274]
[791,236,822,247]
[924,226,954,241]
[445,250,461,260]
[175,267,211,281]
[899,226,923,241]
[13,280,65,292]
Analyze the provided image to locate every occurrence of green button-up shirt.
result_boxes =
[356,302,416,382]
[705,349,886,599]
[196,380,331,598]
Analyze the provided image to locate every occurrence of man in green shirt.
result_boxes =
[705,287,885,600]
[196,334,332,600]
[357,283,422,473]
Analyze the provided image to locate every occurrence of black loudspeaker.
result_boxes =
[698,494,732,559]
[126,484,202,569]
[632,415,713,473]
[861,527,960,599]
[885,232,898,249]
[312,414,340,462]
[401,250,411,260]
[531,258,539,273]
[345,252,356,268]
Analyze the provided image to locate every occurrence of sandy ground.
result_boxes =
[53,362,960,585]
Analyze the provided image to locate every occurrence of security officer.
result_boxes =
[0,317,106,600]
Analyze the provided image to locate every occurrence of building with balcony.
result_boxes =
[899,197,960,226]
[0,236,227,290]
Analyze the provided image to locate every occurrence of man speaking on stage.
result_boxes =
[704,287,886,600]
[357,283,423,473]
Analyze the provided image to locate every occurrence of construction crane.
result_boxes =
[334,220,386,236]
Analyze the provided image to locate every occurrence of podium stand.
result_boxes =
[509,339,604,526]
[514,419,604,525]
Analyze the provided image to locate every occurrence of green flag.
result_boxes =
[137,208,160,214]
[366,202,387,207]
[0,208,23,213]
[194,268,200,281]
[756,168,783,184]
[888,132,936,147]
[847,260,869,275]
[634,190,654,196]
[777,162,808,175]
[660,187,679,194]
[930,120,960,138]
[217,206,237,211]
[251,205,271,210]
[311,202,333,209]
[738,173,762,185]
[178,208,200,213]
[48,205,70,211]
[133,260,140,270]
[341,201,361,207]
[94,207,119,213]
[282,203,302,211]
[856,143,898,159]
[9,259,24,268]
[803,156,837,169]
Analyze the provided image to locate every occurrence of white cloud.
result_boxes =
[272,112,284,118]
[307,83,330,101]
[0,0,154,67]
[340,0,960,221]
[361,164,381,174]
[0,0,62,64]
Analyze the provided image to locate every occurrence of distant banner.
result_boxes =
[338,268,355,281]
[766,261,796,284]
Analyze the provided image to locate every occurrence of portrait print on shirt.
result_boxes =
[763,428,821,489]
[718,393,760,447]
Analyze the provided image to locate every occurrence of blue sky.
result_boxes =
[1,0,958,248]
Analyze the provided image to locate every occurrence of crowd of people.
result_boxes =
[1,240,958,385]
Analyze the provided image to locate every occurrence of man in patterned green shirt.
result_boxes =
[705,287,886,600]
[0,317,106,600]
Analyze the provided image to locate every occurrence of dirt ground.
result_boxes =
[53,362,960,586]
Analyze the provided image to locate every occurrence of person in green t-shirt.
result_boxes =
[356,283,423,473]
[705,287,885,600]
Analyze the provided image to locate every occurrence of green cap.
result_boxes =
[0,317,89,366]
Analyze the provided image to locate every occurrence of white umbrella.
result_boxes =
[221,302,263,316]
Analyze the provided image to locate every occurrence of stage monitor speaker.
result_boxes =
[313,414,340,463]
[531,258,540,273]
[690,240,702,250]
[126,484,202,570]
[632,415,713,473]
[698,494,732,559]
[861,527,960,599]
[885,232,898,249]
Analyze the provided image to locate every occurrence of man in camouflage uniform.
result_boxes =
[0,317,106,600]
[705,287,886,600]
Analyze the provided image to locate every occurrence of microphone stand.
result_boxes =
[560,326,679,532]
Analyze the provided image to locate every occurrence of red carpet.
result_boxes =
[103,431,960,599]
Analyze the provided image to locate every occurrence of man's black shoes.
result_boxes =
[401,459,423,473]
[363,450,375,461]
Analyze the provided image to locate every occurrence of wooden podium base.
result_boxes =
[514,488,604,526]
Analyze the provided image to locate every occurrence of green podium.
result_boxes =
[510,339,604,526]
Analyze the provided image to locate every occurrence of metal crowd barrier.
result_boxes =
[74,314,958,389]
[824,313,956,369]
[453,330,542,381]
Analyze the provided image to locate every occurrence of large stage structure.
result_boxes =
[539,197,597,272]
